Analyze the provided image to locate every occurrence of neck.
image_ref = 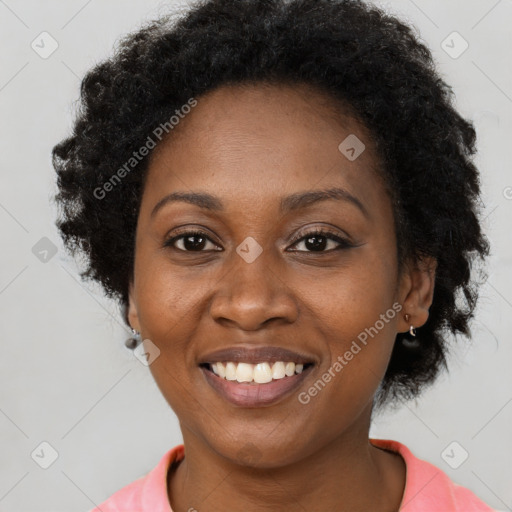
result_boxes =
[168,409,405,512]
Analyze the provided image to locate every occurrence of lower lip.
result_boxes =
[200,365,314,407]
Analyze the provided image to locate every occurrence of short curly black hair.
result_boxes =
[52,0,489,406]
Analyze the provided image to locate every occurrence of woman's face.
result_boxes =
[128,83,421,467]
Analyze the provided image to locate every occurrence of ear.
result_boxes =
[127,279,140,331]
[397,256,437,333]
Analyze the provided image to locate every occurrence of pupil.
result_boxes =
[184,235,206,251]
[306,235,326,251]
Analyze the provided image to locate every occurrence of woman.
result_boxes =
[52,0,495,510]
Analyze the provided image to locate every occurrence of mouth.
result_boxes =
[200,361,314,383]
[198,345,317,407]
[199,359,315,407]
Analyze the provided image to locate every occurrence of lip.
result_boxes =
[198,345,316,365]
[200,364,314,407]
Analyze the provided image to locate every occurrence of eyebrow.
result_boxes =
[150,186,369,219]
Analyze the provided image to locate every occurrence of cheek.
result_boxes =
[133,253,207,340]
[298,246,399,391]
[300,244,399,330]
[133,264,203,413]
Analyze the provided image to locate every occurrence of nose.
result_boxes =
[209,250,299,331]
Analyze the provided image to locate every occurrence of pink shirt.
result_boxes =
[89,438,495,511]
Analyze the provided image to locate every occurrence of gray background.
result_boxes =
[0,0,511,511]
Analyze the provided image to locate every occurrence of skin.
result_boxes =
[128,82,436,512]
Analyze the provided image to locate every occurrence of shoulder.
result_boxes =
[370,438,496,511]
[86,444,184,512]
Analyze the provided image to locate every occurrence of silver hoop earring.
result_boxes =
[404,314,417,337]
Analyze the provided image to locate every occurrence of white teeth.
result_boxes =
[216,362,226,378]
[285,362,295,377]
[208,361,308,383]
[236,362,254,383]
[271,361,286,379]
[225,362,237,381]
[254,362,272,383]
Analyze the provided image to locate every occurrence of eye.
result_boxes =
[164,230,221,252]
[163,228,354,253]
[288,229,353,253]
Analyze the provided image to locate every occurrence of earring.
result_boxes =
[404,314,416,337]
[125,327,141,349]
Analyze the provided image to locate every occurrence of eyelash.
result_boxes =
[163,228,353,253]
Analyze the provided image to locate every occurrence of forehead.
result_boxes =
[142,82,387,216]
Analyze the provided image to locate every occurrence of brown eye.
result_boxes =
[164,230,220,252]
[289,229,353,252]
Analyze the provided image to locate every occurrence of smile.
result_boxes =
[200,362,315,407]
[206,361,312,383]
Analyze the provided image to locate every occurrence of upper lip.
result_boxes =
[198,345,316,365]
